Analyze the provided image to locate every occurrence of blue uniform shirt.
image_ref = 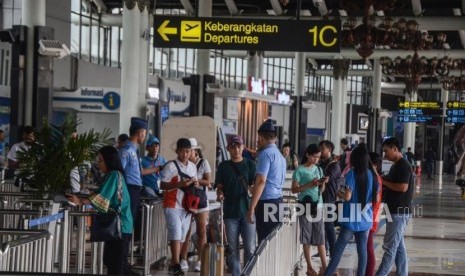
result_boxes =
[255,143,286,200]
[119,141,142,186]
[141,155,167,193]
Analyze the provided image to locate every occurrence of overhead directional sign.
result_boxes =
[153,16,340,52]
[398,101,441,109]
[446,101,465,123]
[397,116,434,123]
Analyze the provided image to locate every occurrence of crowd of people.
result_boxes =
[5,119,416,276]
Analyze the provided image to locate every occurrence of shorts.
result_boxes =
[299,210,325,246]
[196,199,210,214]
[164,208,192,242]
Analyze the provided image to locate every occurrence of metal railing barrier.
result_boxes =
[0,229,53,273]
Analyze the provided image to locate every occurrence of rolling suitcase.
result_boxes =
[200,201,225,276]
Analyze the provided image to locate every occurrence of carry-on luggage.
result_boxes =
[200,201,225,276]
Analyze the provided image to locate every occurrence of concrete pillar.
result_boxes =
[294,52,305,152]
[246,51,259,78]
[258,52,265,79]
[437,88,449,175]
[120,0,142,133]
[403,91,417,151]
[331,59,350,154]
[196,0,212,115]
[22,0,46,126]
[370,59,382,152]
[139,5,149,117]
[341,78,348,138]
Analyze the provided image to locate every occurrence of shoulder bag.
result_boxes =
[90,172,123,242]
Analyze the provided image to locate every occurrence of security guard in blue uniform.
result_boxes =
[119,117,147,225]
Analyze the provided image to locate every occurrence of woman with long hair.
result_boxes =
[324,146,378,276]
[292,144,328,276]
[67,146,133,275]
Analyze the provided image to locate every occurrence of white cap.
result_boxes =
[189,138,200,149]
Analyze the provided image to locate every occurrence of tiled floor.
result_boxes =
[151,173,465,275]
[303,174,465,276]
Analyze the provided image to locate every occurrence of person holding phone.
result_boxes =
[324,146,378,276]
[291,144,328,276]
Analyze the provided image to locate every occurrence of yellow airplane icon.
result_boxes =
[181,21,201,42]
[185,23,199,32]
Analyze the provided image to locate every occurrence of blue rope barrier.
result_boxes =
[28,211,64,228]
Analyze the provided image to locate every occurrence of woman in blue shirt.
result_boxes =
[324,146,378,276]
[68,146,133,275]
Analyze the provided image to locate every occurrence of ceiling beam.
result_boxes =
[269,0,283,15]
[224,0,239,15]
[411,0,422,16]
[179,0,195,15]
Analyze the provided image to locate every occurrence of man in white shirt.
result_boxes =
[7,126,35,169]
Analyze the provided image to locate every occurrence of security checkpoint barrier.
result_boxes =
[0,229,53,273]
[131,197,169,275]
[241,197,302,276]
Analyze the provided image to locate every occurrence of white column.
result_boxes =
[258,52,265,79]
[22,0,46,126]
[196,0,212,115]
[294,52,305,151]
[331,78,343,153]
[371,59,382,151]
[341,78,348,138]
[246,51,259,78]
[403,91,417,150]
[120,1,141,133]
[139,6,149,117]
[437,88,449,175]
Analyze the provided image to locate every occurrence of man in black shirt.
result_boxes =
[376,137,414,276]
[318,140,341,257]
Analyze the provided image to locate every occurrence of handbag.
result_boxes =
[90,172,123,242]
[172,161,206,213]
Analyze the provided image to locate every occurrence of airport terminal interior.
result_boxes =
[2,0,465,275]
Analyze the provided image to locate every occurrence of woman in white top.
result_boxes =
[179,138,212,272]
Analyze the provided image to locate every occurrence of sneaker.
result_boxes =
[195,260,201,272]
[180,259,189,271]
[168,264,184,275]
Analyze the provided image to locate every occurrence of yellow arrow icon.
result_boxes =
[157,20,177,41]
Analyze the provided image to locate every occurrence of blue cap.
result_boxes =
[258,119,275,133]
[130,117,148,130]
[146,135,160,147]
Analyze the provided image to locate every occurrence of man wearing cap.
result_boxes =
[141,135,166,198]
[216,134,256,276]
[119,117,147,225]
[160,138,197,275]
[247,119,286,242]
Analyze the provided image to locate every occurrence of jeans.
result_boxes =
[324,221,336,257]
[324,226,369,276]
[224,216,256,276]
[255,198,283,243]
[376,214,410,276]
